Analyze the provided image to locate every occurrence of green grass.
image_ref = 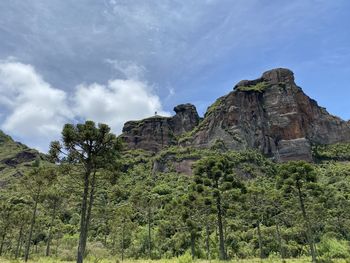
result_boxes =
[235,82,269,93]
[1,258,349,263]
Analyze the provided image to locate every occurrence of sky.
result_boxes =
[0,0,350,151]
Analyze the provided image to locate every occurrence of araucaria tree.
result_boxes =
[50,121,122,263]
[194,154,245,260]
[278,161,318,263]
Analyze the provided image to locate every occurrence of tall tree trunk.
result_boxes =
[46,199,57,256]
[81,172,96,256]
[205,224,211,261]
[19,233,25,258]
[275,221,285,263]
[77,169,90,263]
[121,221,125,261]
[216,194,226,260]
[24,192,39,262]
[0,210,10,256]
[15,225,23,259]
[147,206,152,259]
[190,231,195,260]
[0,229,7,256]
[257,221,263,260]
[297,185,317,263]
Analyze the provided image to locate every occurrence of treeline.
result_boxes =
[1,121,350,263]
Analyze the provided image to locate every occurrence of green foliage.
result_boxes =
[318,237,350,259]
[2,122,350,262]
[236,82,269,93]
[312,143,350,161]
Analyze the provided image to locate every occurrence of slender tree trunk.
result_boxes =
[77,169,90,263]
[0,229,7,256]
[15,225,23,259]
[46,199,57,256]
[297,185,317,263]
[275,221,285,263]
[111,235,116,255]
[19,234,24,258]
[257,221,263,260]
[205,224,211,262]
[121,221,125,261]
[0,210,10,256]
[147,206,152,259]
[216,193,226,260]
[25,193,39,262]
[82,172,96,255]
[55,238,59,258]
[190,231,195,260]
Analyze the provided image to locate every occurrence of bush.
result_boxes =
[177,250,193,263]
[318,237,350,259]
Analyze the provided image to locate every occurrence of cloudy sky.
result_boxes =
[0,0,350,151]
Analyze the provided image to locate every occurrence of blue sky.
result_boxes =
[0,0,350,151]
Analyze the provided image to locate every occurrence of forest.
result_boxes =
[1,121,350,263]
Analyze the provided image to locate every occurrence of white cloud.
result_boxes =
[105,59,146,80]
[73,79,170,133]
[0,61,169,151]
[0,61,72,150]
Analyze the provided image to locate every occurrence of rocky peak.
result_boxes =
[262,68,295,85]
[171,103,200,136]
[234,68,295,90]
[190,68,350,161]
[121,104,200,152]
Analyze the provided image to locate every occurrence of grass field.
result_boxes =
[1,258,349,263]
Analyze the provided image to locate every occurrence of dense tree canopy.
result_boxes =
[1,125,350,262]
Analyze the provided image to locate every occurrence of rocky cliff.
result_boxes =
[120,103,200,152]
[121,68,350,161]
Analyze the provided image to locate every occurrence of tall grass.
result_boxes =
[1,258,350,263]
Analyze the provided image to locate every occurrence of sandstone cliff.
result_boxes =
[121,68,350,161]
[120,103,200,152]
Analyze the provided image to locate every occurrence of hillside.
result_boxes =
[0,130,40,187]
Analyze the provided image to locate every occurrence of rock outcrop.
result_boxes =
[0,130,41,187]
[120,104,200,152]
[121,68,350,161]
[188,68,350,161]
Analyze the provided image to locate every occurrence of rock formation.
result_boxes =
[120,103,200,152]
[120,68,350,161]
[0,130,41,187]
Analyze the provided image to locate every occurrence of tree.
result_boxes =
[110,203,134,261]
[194,154,245,260]
[44,184,64,257]
[50,121,122,263]
[278,161,318,263]
[0,196,13,256]
[245,183,268,260]
[23,164,57,262]
[178,192,201,260]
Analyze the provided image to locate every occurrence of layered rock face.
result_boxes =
[121,68,350,161]
[188,68,350,161]
[121,104,200,152]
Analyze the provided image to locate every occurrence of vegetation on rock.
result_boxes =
[235,82,269,93]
